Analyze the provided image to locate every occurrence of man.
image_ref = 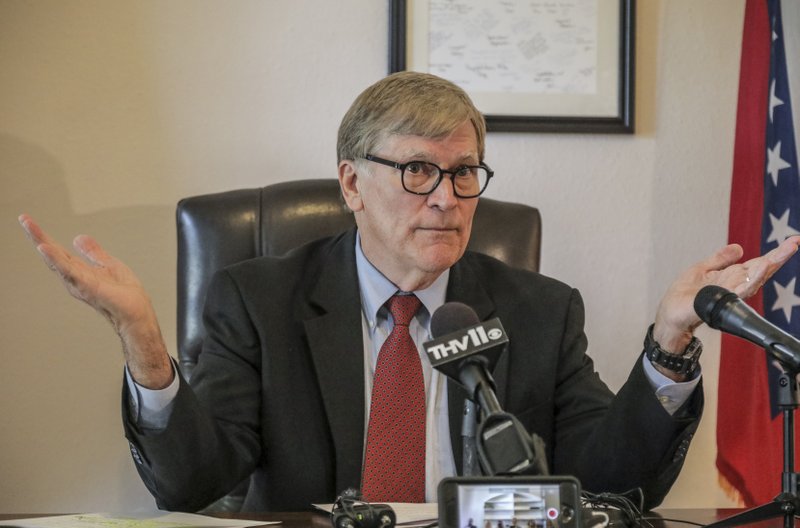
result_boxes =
[19,72,800,512]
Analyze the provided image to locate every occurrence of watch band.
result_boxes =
[644,324,702,376]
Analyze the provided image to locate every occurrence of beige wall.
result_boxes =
[1,0,749,513]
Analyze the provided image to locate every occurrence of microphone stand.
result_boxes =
[462,399,479,477]
[459,359,548,476]
[707,368,800,528]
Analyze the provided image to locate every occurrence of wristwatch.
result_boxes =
[644,324,702,376]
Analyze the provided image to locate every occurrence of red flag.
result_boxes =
[717,0,800,507]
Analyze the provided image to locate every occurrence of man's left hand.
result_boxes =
[653,236,800,371]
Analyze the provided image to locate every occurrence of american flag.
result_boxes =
[717,0,800,507]
[761,0,800,417]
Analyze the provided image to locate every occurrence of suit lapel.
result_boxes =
[444,255,510,474]
[300,228,366,493]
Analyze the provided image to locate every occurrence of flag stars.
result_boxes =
[767,209,800,245]
[772,278,800,323]
[769,79,784,123]
[767,141,792,186]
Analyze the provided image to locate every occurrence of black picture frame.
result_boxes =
[390,0,636,134]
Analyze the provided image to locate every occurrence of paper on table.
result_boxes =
[313,503,437,527]
[0,511,276,528]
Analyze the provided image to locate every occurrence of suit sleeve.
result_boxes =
[551,288,703,510]
[122,269,263,512]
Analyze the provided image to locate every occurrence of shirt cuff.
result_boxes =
[124,359,180,430]
[642,355,702,415]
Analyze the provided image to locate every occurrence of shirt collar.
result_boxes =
[355,231,449,329]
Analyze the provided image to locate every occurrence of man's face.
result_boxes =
[339,120,480,291]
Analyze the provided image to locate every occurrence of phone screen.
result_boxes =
[455,482,571,528]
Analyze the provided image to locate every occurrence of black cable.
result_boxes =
[582,489,706,527]
[581,488,645,527]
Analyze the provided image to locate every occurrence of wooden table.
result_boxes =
[1,508,797,527]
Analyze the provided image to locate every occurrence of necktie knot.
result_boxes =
[386,294,421,327]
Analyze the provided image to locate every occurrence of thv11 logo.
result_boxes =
[426,322,505,361]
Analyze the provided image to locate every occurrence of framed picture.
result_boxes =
[390,0,636,133]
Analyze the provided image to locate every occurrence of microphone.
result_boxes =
[426,302,506,477]
[694,285,800,371]
[424,302,508,401]
[423,303,548,476]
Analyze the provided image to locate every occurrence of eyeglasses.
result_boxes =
[362,154,494,198]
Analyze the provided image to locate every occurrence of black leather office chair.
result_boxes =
[174,178,541,510]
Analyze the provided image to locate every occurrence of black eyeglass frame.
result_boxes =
[362,154,494,198]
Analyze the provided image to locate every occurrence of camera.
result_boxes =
[438,476,581,528]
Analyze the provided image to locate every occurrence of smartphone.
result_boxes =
[438,476,581,528]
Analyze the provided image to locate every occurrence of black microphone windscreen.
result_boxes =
[431,302,481,338]
[694,285,739,328]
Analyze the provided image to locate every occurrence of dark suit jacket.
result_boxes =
[123,228,702,512]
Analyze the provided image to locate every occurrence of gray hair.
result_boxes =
[337,71,486,163]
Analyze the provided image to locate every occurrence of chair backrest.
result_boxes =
[176,178,541,378]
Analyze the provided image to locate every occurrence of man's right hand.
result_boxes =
[19,214,174,389]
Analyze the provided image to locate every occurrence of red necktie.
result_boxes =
[361,294,425,503]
